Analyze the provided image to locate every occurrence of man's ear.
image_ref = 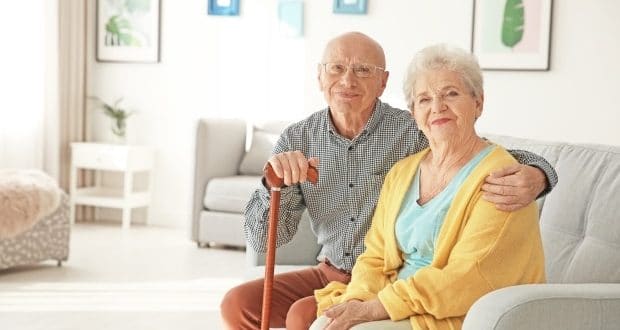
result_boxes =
[382,71,390,89]
[317,64,324,91]
[377,71,390,96]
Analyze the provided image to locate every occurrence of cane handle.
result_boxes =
[264,162,318,188]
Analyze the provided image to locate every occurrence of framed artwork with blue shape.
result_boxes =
[208,0,240,16]
[333,0,367,15]
[278,0,304,37]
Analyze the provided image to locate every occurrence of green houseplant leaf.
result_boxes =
[88,96,135,139]
[501,0,524,48]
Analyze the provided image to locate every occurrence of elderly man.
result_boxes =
[220,32,557,330]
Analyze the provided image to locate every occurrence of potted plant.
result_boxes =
[89,96,135,143]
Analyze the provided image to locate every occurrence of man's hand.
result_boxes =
[482,164,547,212]
[266,151,319,186]
[323,299,389,330]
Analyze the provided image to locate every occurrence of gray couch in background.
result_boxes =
[192,118,249,248]
[191,118,295,248]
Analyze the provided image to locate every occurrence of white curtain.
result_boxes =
[58,0,88,192]
[0,1,52,171]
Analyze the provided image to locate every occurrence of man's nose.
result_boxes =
[338,68,357,87]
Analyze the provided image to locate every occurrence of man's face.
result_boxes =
[318,36,389,116]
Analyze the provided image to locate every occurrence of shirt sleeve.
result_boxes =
[243,129,308,253]
[506,149,558,197]
[407,119,430,155]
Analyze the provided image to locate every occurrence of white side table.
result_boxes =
[70,143,154,229]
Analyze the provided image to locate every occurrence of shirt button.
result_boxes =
[344,252,351,257]
[350,217,355,222]
[348,146,353,151]
[412,247,418,253]
[349,183,354,188]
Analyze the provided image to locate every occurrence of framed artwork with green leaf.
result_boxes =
[96,0,161,63]
[471,0,552,71]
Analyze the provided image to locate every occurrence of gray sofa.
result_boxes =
[461,135,620,330]
[192,118,620,327]
[244,133,620,329]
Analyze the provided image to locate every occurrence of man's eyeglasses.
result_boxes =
[320,62,385,78]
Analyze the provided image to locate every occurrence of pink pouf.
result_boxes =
[0,169,61,239]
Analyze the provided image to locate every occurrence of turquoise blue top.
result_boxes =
[396,145,494,280]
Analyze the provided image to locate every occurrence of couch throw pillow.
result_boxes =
[239,130,280,175]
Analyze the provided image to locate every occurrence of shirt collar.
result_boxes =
[325,99,386,140]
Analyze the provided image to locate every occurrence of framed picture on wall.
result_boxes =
[471,0,553,71]
[96,0,161,63]
[333,0,367,15]
[278,0,304,37]
[208,0,240,16]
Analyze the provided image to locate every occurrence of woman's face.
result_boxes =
[411,68,483,143]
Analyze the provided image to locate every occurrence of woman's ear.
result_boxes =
[475,93,484,119]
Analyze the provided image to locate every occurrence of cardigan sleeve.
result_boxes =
[378,195,543,321]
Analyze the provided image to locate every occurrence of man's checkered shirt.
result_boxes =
[244,100,557,272]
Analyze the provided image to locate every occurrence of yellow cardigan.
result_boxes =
[315,146,545,330]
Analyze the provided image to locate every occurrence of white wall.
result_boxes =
[0,0,48,169]
[88,0,620,228]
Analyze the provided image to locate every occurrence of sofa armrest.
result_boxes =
[191,118,247,241]
[463,283,620,330]
[245,210,321,267]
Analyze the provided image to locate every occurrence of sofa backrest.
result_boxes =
[486,134,620,284]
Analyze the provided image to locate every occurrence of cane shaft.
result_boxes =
[260,162,317,329]
[260,188,280,330]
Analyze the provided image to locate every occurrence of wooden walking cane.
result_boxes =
[261,163,318,330]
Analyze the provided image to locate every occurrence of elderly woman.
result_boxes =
[310,44,546,330]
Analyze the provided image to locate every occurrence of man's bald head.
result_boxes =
[321,32,386,68]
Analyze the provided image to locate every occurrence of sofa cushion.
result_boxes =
[238,130,279,175]
[239,121,289,175]
[485,135,620,284]
[538,144,620,283]
[204,176,263,213]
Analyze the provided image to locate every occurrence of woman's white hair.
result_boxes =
[403,44,483,109]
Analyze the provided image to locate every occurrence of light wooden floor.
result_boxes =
[0,223,246,330]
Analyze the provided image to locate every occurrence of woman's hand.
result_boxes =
[323,299,389,330]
